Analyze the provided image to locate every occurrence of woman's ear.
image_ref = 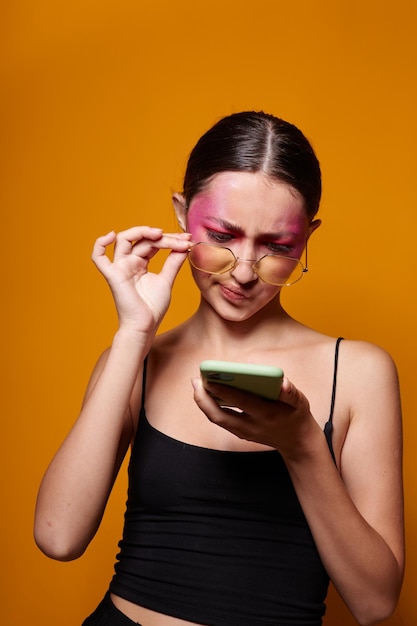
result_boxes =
[308,219,321,238]
[172,193,187,231]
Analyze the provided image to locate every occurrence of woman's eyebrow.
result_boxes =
[209,217,294,240]
[208,217,245,234]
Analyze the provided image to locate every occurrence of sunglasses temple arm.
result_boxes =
[303,241,309,273]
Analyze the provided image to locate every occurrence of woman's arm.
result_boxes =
[34,332,145,561]
[193,341,404,626]
[34,227,191,561]
[282,343,404,625]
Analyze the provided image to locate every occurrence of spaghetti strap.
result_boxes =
[329,337,344,425]
[324,337,344,464]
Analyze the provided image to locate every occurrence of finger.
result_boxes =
[91,231,117,273]
[130,232,191,258]
[158,249,190,286]
[192,378,253,440]
[278,377,307,410]
[112,227,164,261]
[192,377,221,413]
[193,378,251,417]
[115,230,191,262]
[202,379,273,407]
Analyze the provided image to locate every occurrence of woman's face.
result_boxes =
[179,171,317,322]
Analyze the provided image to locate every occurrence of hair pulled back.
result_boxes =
[183,111,321,220]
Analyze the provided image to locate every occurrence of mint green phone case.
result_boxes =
[200,360,283,401]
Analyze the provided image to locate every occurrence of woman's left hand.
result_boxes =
[192,376,322,457]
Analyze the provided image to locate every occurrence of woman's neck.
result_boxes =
[185,296,298,356]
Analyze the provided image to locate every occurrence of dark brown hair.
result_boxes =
[183,111,321,220]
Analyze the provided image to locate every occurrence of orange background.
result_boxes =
[1,1,416,624]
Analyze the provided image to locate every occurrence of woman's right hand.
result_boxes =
[92,226,192,335]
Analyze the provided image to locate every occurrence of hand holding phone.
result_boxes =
[200,360,284,401]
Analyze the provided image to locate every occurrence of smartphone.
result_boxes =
[199,360,284,401]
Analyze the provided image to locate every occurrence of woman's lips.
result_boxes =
[219,283,252,302]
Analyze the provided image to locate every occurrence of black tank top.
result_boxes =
[109,338,343,626]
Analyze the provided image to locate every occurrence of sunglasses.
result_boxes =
[188,242,307,286]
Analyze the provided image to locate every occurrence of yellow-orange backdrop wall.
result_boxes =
[1,1,416,624]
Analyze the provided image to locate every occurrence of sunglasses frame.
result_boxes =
[188,242,308,287]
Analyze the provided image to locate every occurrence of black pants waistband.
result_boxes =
[82,591,142,626]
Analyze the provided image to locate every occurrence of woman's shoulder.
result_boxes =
[289,326,398,387]
[298,324,396,367]
[338,338,397,371]
[332,338,400,411]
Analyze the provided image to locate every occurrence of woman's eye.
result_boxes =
[206,230,233,243]
[265,242,293,254]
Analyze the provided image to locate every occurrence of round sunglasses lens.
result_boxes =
[257,255,304,286]
[189,244,235,274]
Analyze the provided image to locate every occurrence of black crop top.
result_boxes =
[109,338,344,626]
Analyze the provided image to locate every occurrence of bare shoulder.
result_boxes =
[337,339,399,394]
[336,339,401,461]
[339,337,396,364]
[315,338,402,465]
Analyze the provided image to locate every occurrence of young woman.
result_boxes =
[34,111,404,626]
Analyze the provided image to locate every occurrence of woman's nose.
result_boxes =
[230,256,258,284]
